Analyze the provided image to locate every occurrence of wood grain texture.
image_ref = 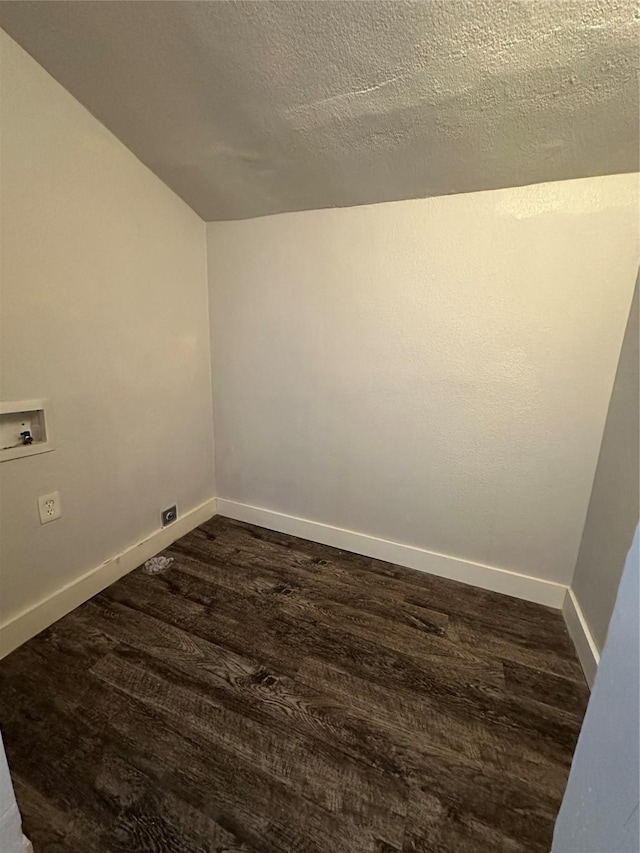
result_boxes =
[0,516,588,852]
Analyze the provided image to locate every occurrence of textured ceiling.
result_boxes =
[1,0,638,221]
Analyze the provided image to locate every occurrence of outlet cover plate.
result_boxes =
[162,505,177,527]
[38,491,62,524]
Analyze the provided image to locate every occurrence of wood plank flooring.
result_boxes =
[0,516,589,852]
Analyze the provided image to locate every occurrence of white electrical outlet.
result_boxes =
[38,491,62,524]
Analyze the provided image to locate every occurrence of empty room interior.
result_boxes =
[0,2,639,852]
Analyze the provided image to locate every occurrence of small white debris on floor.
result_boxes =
[143,555,174,574]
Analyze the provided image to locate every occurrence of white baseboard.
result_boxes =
[3,494,585,674]
[216,499,567,609]
[0,497,217,659]
[563,587,600,688]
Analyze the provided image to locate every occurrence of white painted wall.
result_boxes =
[553,527,639,853]
[571,279,639,653]
[0,32,215,649]
[208,175,639,588]
[0,732,28,853]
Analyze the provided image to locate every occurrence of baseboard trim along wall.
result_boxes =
[216,499,568,609]
[3,495,598,685]
[563,587,600,688]
[0,497,217,659]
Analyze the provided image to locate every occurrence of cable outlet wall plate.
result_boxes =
[161,505,177,527]
[38,491,62,524]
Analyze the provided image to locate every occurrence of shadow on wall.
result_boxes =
[553,526,640,853]
[571,275,639,652]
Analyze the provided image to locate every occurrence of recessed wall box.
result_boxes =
[0,400,54,462]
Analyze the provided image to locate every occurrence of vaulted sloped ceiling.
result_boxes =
[1,0,638,221]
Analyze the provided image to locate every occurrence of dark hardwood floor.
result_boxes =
[0,516,589,853]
